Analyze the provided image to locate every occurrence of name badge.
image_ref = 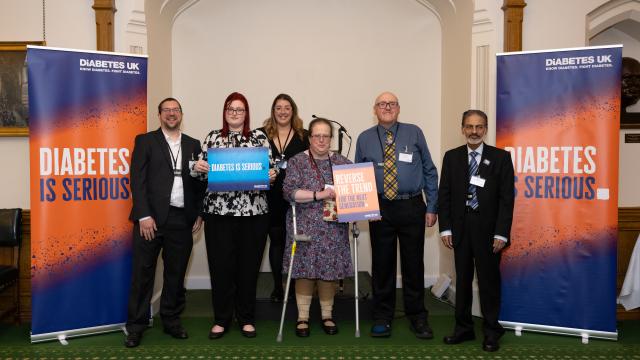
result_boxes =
[275,157,287,170]
[324,184,334,190]
[399,152,413,163]
[470,175,485,187]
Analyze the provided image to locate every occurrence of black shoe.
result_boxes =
[295,320,310,337]
[443,331,476,344]
[240,325,257,338]
[410,319,433,339]
[322,318,338,335]
[482,337,500,352]
[270,289,284,303]
[124,332,142,348]
[164,325,188,339]
[208,326,226,340]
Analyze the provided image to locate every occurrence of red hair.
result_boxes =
[221,92,251,138]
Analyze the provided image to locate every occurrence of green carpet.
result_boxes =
[1,277,639,359]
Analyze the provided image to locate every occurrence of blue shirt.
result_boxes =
[355,122,438,213]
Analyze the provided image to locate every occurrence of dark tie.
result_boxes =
[468,151,479,209]
[383,130,398,200]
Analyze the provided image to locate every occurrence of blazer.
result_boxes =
[129,128,205,226]
[438,143,515,247]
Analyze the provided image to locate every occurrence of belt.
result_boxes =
[465,206,479,213]
[379,192,422,201]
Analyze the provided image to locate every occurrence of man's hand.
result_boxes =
[139,217,157,241]
[192,216,203,233]
[426,212,437,227]
[492,238,506,253]
[441,234,453,249]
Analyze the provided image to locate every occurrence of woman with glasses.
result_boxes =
[192,92,277,339]
[259,94,309,303]
[282,117,353,337]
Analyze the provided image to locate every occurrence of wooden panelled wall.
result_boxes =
[1,208,638,323]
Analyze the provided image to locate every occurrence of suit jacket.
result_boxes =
[438,143,515,247]
[129,128,206,226]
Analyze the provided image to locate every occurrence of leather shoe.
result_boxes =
[124,332,142,348]
[295,320,310,337]
[482,337,500,352]
[370,321,391,338]
[443,331,476,344]
[322,318,338,335]
[208,326,226,340]
[164,325,188,339]
[410,319,433,339]
[240,325,257,338]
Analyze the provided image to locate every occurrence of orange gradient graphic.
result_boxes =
[497,94,619,262]
[29,96,146,282]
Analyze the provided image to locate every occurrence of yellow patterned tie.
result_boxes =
[383,130,398,200]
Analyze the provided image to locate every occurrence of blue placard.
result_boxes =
[207,147,269,191]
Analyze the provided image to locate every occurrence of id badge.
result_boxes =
[324,184,334,190]
[275,156,287,169]
[399,152,413,163]
[470,175,485,187]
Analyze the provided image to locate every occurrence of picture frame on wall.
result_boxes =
[0,41,45,137]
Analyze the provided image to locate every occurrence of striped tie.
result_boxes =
[468,151,479,209]
[383,130,398,200]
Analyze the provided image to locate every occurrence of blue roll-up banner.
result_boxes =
[28,46,147,342]
[496,45,621,340]
[207,147,269,191]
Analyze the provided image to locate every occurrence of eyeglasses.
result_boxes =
[375,101,399,109]
[161,108,182,114]
[310,134,331,141]
[226,107,246,115]
[463,124,486,131]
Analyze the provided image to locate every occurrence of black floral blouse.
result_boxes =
[194,129,274,216]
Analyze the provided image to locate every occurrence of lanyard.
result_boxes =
[308,152,333,187]
[167,142,181,176]
[376,122,400,159]
[275,126,293,156]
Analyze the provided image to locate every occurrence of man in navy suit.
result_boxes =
[125,98,206,347]
[438,110,514,352]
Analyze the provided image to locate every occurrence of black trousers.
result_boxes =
[204,213,269,327]
[126,206,193,333]
[369,196,427,323]
[267,224,286,292]
[453,211,504,339]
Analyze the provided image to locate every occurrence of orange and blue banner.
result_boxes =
[333,162,381,222]
[496,45,621,339]
[27,46,147,341]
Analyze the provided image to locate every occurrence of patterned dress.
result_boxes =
[282,151,354,280]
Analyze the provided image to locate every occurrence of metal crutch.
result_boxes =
[352,222,361,337]
[276,204,310,342]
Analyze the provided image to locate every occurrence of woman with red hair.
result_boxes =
[192,92,277,339]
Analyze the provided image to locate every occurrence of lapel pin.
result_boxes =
[483,159,490,165]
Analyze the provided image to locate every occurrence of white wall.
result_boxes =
[171,0,443,287]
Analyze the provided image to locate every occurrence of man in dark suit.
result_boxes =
[124,97,206,348]
[438,110,514,352]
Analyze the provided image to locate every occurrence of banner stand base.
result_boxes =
[500,321,618,342]
[31,323,126,343]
